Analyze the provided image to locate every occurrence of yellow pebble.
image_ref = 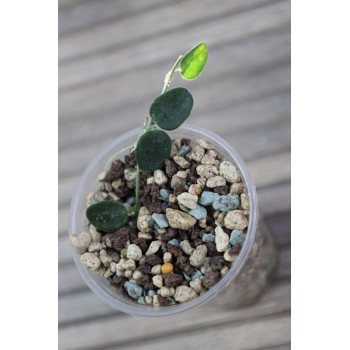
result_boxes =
[161,263,173,274]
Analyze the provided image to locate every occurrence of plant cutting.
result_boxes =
[69,42,253,309]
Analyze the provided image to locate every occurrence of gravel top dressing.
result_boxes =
[70,137,249,307]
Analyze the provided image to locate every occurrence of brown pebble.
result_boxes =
[168,202,180,210]
[110,276,126,287]
[190,228,203,241]
[124,151,136,168]
[178,229,188,241]
[213,185,230,195]
[114,187,129,200]
[139,274,155,290]
[229,244,242,255]
[205,242,221,257]
[150,183,160,200]
[164,273,183,288]
[173,184,185,196]
[105,159,125,182]
[167,243,184,258]
[133,238,148,253]
[109,229,129,249]
[182,138,191,146]
[158,295,171,306]
[176,256,195,275]
[165,159,177,177]
[148,201,163,214]
[194,239,203,247]
[162,228,178,242]
[201,271,220,289]
[137,263,152,274]
[210,256,227,271]
[145,254,162,266]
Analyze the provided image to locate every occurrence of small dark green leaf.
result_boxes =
[180,42,208,80]
[136,129,171,171]
[150,87,193,130]
[86,200,128,232]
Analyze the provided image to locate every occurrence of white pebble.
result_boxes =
[215,226,229,252]
[174,286,198,303]
[154,170,168,185]
[104,266,114,278]
[241,193,249,210]
[124,168,137,181]
[146,176,154,184]
[124,270,133,278]
[189,245,208,267]
[70,231,91,254]
[88,242,103,253]
[153,295,161,307]
[177,192,198,209]
[219,161,240,183]
[206,176,226,188]
[151,264,162,275]
[80,252,101,271]
[120,247,128,258]
[197,138,214,150]
[179,240,195,255]
[224,211,249,230]
[176,170,187,179]
[88,225,101,242]
[132,270,144,280]
[110,261,116,273]
[200,257,211,274]
[230,182,245,195]
[100,254,113,267]
[138,232,153,240]
[145,296,153,305]
[127,244,142,261]
[163,252,172,263]
[137,207,152,233]
[152,275,163,288]
[173,155,190,169]
[196,164,218,178]
[224,250,238,262]
[191,145,205,162]
[188,184,203,196]
[220,266,229,277]
[190,278,203,294]
[122,259,136,270]
[145,240,162,256]
[159,287,172,297]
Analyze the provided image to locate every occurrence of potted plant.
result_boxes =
[69,43,269,316]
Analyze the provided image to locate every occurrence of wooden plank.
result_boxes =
[58,26,290,149]
[58,278,289,327]
[59,0,278,62]
[59,25,290,123]
[58,0,290,91]
[257,181,291,216]
[59,0,168,36]
[265,212,291,247]
[116,315,291,350]
[58,232,290,295]
[58,287,290,349]
[59,85,290,152]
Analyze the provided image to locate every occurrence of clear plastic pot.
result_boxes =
[68,124,276,317]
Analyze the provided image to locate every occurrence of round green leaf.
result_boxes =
[136,129,171,171]
[150,87,193,130]
[180,42,208,80]
[86,200,128,232]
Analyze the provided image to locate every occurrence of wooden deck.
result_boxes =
[58,0,291,348]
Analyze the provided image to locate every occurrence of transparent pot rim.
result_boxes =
[68,123,259,317]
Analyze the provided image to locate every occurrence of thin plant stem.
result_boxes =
[161,55,183,94]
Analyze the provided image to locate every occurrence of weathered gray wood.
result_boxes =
[59,0,168,36]
[59,1,289,91]
[265,212,290,247]
[59,0,278,62]
[58,287,290,349]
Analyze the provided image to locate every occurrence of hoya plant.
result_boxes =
[86,42,208,232]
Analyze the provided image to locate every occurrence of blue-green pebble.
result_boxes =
[137,296,147,304]
[124,282,143,299]
[202,233,215,243]
[148,289,156,297]
[229,230,244,245]
[200,191,220,206]
[167,298,176,305]
[212,194,240,212]
[162,202,169,212]
[189,205,207,220]
[191,271,203,280]
[159,189,170,202]
[168,238,180,246]
[179,204,190,213]
[126,196,136,205]
[128,221,137,229]
[147,216,155,227]
[183,272,191,281]
[152,213,169,228]
[184,185,189,190]
[175,145,192,157]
